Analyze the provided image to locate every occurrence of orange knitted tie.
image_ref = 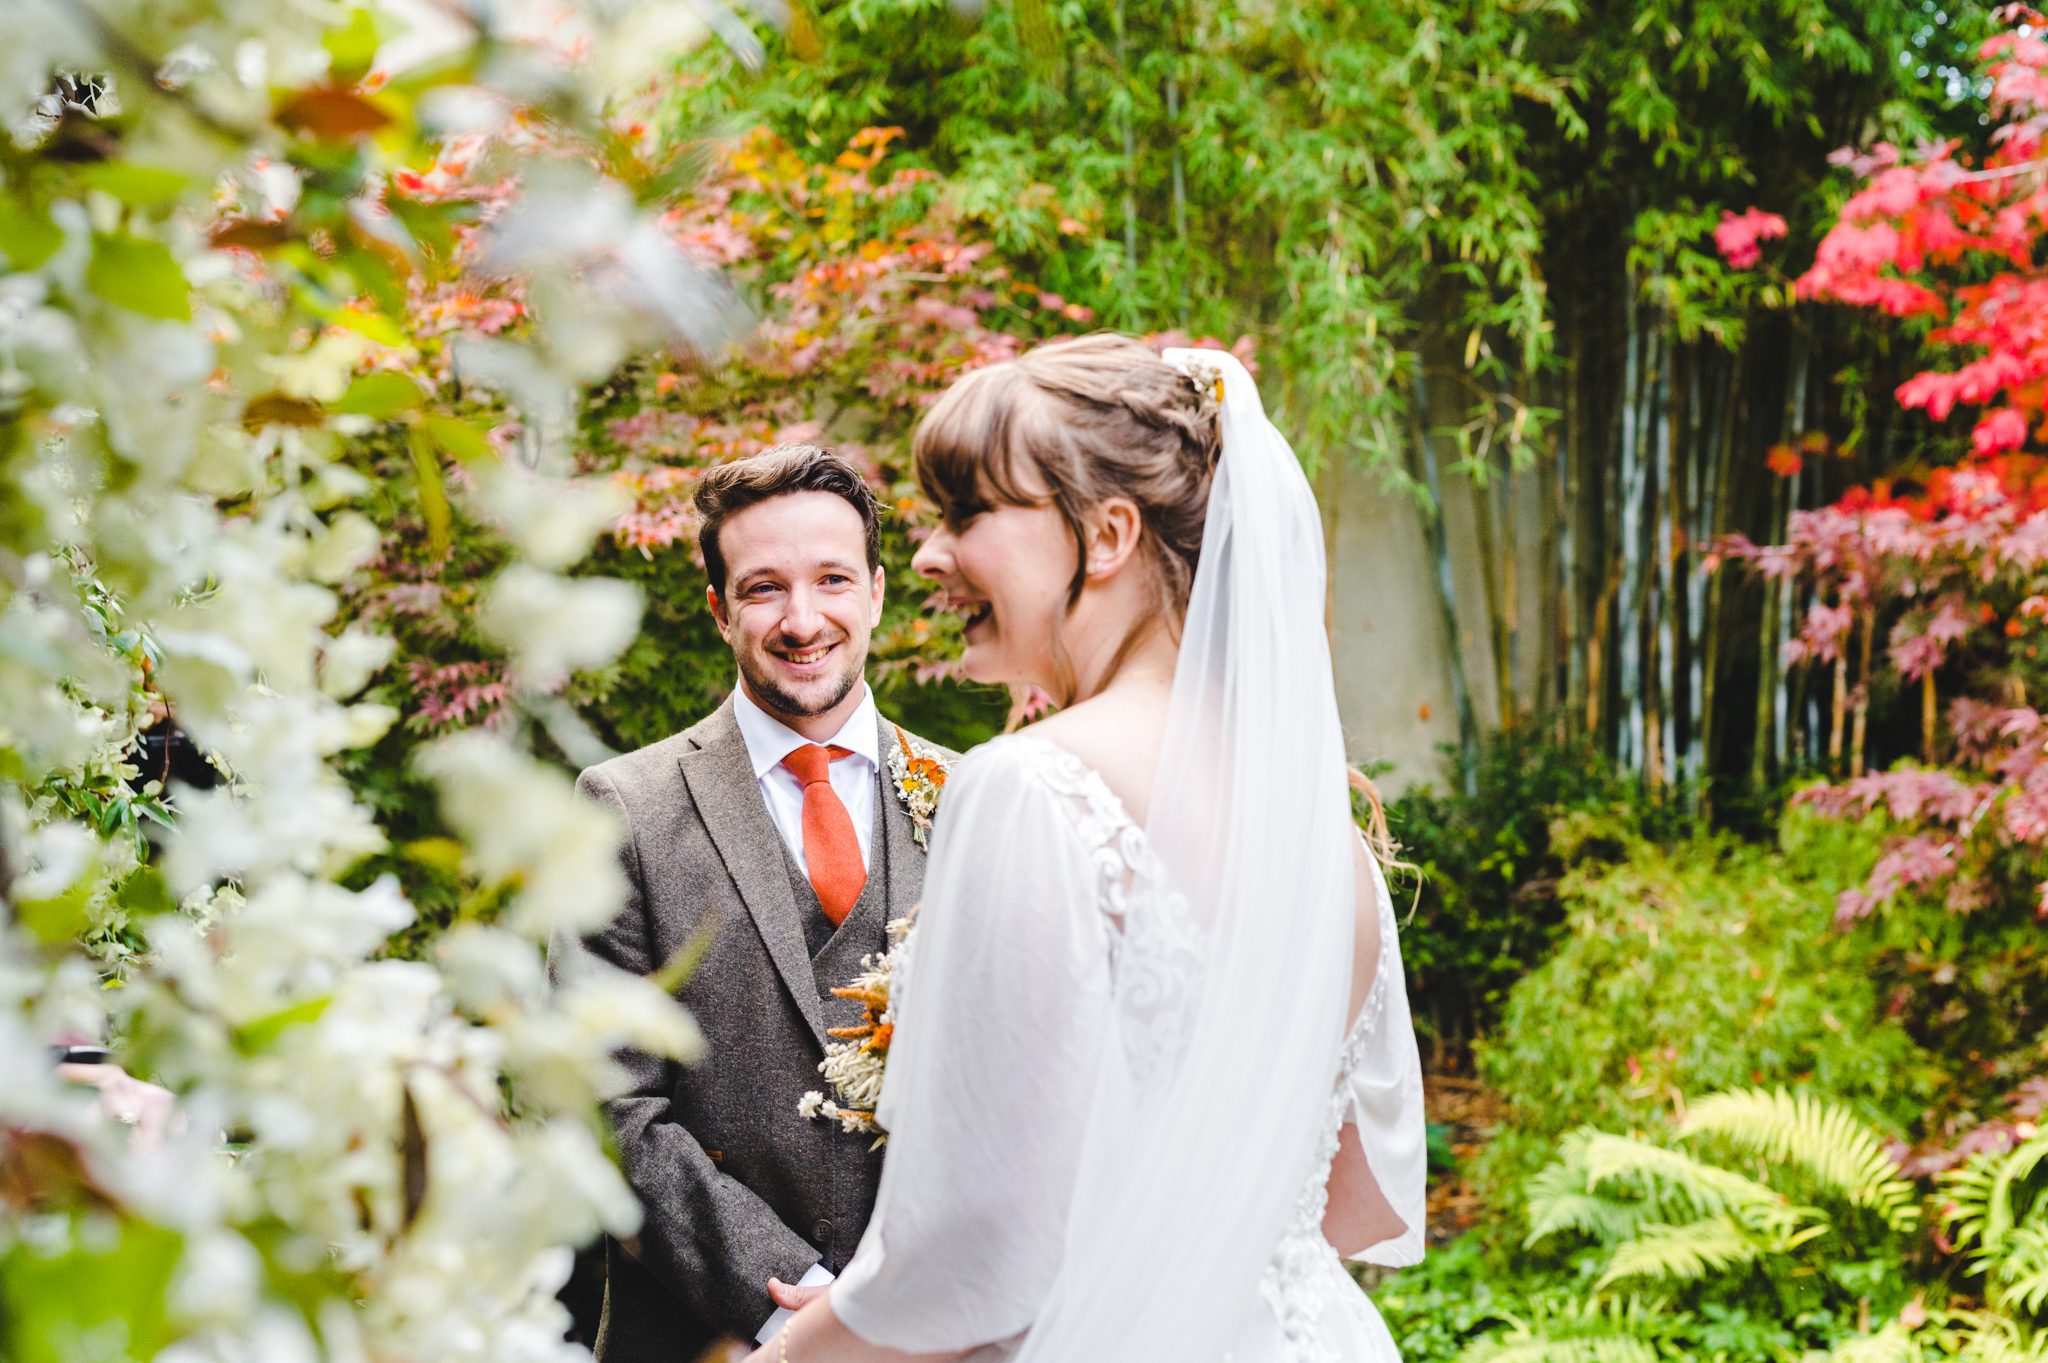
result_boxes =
[780,744,866,926]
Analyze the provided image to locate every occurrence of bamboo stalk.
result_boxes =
[1655,329,1680,790]
[1618,285,1646,775]
[1112,0,1138,276]
[1164,64,1188,329]
[1469,448,1514,733]
[1773,340,1812,776]
[1851,604,1874,778]
[1554,355,1578,739]
[1829,640,1847,774]
[1501,444,1520,731]
[1922,670,1937,764]
[1409,357,1479,794]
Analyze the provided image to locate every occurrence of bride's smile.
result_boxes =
[912,498,1078,692]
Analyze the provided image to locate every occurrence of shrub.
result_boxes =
[1399,1100,2048,1363]
[1387,731,1693,1055]
[1474,809,1940,1199]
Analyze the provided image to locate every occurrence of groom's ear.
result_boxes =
[1083,498,1145,580]
[706,584,733,639]
[868,564,885,625]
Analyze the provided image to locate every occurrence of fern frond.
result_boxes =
[1805,1321,1923,1363]
[1818,1317,1925,1358]
[1942,1130,2048,1316]
[1994,1220,2048,1317]
[1456,1297,1668,1363]
[1459,1337,1660,1363]
[1524,1155,1664,1247]
[1573,1130,1790,1218]
[1595,1213,1762,1288]
[1682,1087,1921,1232]
[1944,1309,2048,1363]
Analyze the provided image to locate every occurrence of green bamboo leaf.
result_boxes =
[87,233,192,321]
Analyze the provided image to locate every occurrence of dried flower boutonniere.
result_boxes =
[886,725,948,848]
[800,914,913,1145]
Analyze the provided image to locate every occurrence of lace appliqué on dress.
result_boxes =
[1255,879,1398,1363]
[1005,735,1207,1086]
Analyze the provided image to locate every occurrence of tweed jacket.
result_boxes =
[566,697,941,1363]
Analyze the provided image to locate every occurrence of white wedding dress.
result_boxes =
[833,733,1426,1362]
[833,346,1423,1362]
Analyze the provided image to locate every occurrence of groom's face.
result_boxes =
[709,490,885,733]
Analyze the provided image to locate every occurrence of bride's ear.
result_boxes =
[1082,497,1145,581]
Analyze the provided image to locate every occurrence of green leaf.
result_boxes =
[401,836,466,874]
[0,202,64,270]
[407,427,452,554]
[16,883,91,946]
[76,163,199,207]
[115,868,177,919]
[325,6,385,85]
[0,1214,184,1363]
[332,371,425,418]
[232,995,334,1053]
[419,413,492,465]
[86,233,192,322]
[328,302,408,346]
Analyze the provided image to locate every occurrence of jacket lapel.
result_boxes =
[679,700,829,1048]
[876,716,928,923]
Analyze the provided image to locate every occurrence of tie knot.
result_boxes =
[782,744,854,786]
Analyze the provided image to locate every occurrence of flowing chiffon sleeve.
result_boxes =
[1348,851,1427,1268]
[833,737,1116,1352]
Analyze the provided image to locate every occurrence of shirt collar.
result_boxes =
[731,680,880,781]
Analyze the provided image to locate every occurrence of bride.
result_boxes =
[745,335,1425,1362]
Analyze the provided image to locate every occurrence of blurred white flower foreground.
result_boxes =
[0,2,726,1358]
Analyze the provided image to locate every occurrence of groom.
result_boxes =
[564,445,945,1362]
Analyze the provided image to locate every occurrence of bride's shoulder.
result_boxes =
[1018,702,1163,826]
[952,730,1087,794]
[950,730,1130,826]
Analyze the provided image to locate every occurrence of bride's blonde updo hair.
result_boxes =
[914,333,1221,647]
[913,333,1402,865]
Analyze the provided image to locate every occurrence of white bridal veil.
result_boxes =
[1010,348,1361,1358]
[833,348,1372,1359]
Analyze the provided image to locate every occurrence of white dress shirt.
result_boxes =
[731,680,880,873]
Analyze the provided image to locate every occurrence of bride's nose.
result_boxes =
[911,525,955,580]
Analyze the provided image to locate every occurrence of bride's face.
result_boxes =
[912,498,1075,690]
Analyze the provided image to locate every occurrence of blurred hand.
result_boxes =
[57,1063,178,1150]
[766,1277,829,1313]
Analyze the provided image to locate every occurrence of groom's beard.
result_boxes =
[738,638,865,723]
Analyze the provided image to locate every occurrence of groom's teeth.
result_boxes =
[784,645,831,664]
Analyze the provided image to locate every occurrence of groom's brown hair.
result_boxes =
[693,444,883,595]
